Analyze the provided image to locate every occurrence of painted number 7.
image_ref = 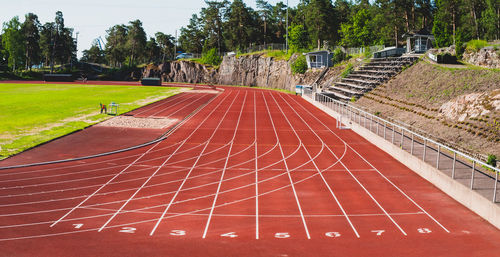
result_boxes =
[371,230,385,236]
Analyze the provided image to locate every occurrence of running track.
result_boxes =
[1,86,500,256]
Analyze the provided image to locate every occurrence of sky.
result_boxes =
[0,0,300,58]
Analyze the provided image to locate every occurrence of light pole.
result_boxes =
[286,0,288,53]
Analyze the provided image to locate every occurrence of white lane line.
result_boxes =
[202,91,248,238]
[149,90,242,236]
[270,92,360,238]
[97,140,188,232]
[287,94,450,233]
[49,140,164,227]
[282,94,409,235]
[132,92,193,116]
[347,146,451,233]
[262,91,311,239]
[147,92,203,117]
[99,92,240,231]
[49,90,228,228]
[0,143,341,235]
[254,92,259,240]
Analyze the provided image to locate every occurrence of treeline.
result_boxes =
[90,20,175,67]
[0,11,76,72]
[1,1,498,71]
[178,0,499,53]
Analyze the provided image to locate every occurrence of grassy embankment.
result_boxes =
[0,83,183,159]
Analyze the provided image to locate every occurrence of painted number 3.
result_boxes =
[275,232,290,238]
[418,228,432,233]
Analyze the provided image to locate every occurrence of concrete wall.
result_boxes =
[302,93,500,229]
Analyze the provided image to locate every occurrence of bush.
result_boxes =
[291,55,308,74]
[332,48,346,65]
[200,48,222,66]
[341,63,353,78]
[466,40,488,52]
[487,154,497,168]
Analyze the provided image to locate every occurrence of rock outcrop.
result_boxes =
[463,47,500,69]
[142,54,344,91]
[439,89,500,121]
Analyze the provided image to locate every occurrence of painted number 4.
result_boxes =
[170,230,186,236]
[221,232,238,238]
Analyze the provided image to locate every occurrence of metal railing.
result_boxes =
[303,88,500,202]
[345,45,385,56]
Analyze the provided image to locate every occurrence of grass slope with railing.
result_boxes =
[0,83,183,159]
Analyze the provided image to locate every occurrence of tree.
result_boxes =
[81,41,105,64]
[126,19,147,66]
[340,9,377,47]
[224,0,259,50]
[433,0,461,47]
[145,37,161,63]
[2,16,25,71]
[481,0,499,40]
[105,24,128,67]
[178,14,204,53]
[40,22,55,67]
[155,32,175,62]
[0,34,8,70]
[21,13,41,70]
[305,0,338,49]
[201,1,229,53]
[256,0,274,45]
[288,24,309,52]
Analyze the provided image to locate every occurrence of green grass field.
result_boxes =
[0,83,184,159]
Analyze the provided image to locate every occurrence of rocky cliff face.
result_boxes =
[463,47,500,69]
[142,54,342,91]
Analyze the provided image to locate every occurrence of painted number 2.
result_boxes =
[119,227,136,233]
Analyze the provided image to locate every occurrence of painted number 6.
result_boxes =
[275,232,290,238]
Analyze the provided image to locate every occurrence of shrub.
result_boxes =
[466,40,488,52]
[487,154,497,168]
[200,48,222,66]
[341,63,353,78]
[291,55,308,74]
[332,48,346,65]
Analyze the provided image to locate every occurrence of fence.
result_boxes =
[345,45,385,56]
[303,88,500,203]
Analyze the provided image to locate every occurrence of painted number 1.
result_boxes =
[371,230,385,236]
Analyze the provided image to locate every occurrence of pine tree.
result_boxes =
[21,13,41,70]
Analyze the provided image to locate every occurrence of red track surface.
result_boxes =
[1,86,500,256]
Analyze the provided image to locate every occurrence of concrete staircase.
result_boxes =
[323,55,420,101]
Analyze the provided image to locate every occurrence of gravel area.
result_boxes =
[97,116,177,129]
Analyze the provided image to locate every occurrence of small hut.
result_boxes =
[403,28,435,53]
[305,51,333,69]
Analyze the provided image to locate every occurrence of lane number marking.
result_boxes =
[325,232,341,238]
[119,227,136,233]
[275,232,290,239]
[73,224,83,229]
[221,232,238,238]
[417,228,432,234]
[170,230,186,236]
[371,230,385,236]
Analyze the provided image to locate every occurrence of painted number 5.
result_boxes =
[170,230,186,236]
[417,228,432,234]
[119,227,136,233]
